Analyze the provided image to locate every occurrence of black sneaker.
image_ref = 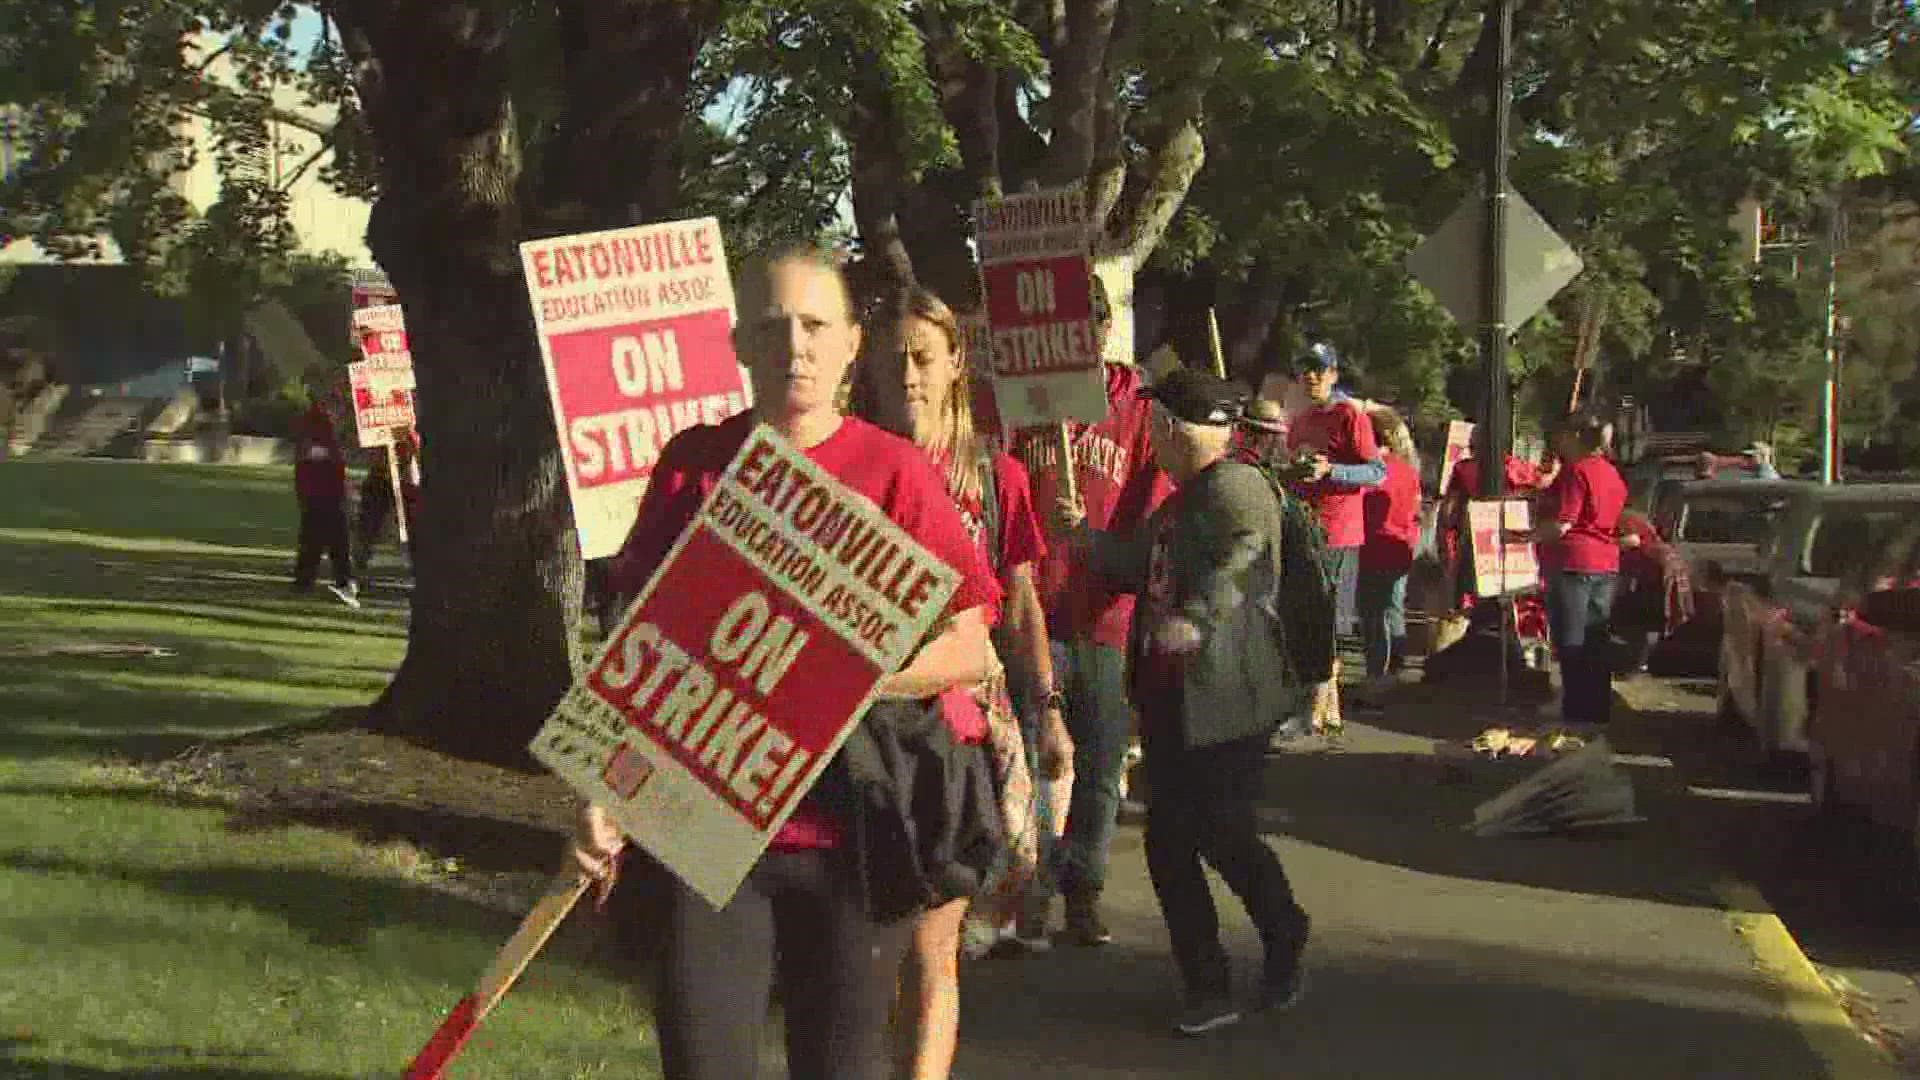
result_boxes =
[1061,893,1113,947]
[1260,922,1311,1012]
[1174,993,1242,1037]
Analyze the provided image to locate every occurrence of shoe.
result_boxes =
[326,582,362,610]
[1174,993,1242,1037]
[1260,921,1311,1012]
[1061,892,1113,947]
[1011,897,1053,952]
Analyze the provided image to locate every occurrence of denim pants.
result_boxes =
[1356,569,1409,677]
[1545,571,1618,725]
[1324,546,1360,638]
[1051,639,1131,897]
[1010,678,1059,903]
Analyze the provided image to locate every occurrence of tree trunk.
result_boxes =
[332,1,581,767]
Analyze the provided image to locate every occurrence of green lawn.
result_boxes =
[0,460,657,1078]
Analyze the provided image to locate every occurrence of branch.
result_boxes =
[1418,0,1466,71]
[920,6,1001,201]
[1040,0,1120,186]
[846,68,916,297]
[1107,16,1240,264]
[276,125,344,192]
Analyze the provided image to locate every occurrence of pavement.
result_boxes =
[947,670,1912,1079]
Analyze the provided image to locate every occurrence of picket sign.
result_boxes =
[1467,498,1539,598]
[519,218,751,562]
[529,424,960,909]
[347,304,419,541]
[973,184,1106,507]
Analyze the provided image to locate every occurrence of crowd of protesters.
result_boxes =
[286,245,1749,1079]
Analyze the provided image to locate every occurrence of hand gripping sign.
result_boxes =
[521,218,752,561]
[973,185,1109,432]
[530,425,961,909]
[348,304,416,449]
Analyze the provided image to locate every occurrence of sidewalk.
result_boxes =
[951,688,1832,1079]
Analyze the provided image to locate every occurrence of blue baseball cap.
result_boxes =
[1294,341,1341,374]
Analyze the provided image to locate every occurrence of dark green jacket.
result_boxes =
[1082,458,1299,747]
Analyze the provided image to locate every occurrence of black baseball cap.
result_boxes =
[1140,367,1242,427]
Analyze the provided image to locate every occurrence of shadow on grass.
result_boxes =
[0,780,567,877]
[0,460,299,550]
[0,1036,355,1079]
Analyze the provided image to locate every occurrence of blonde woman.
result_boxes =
[860,287,1072,1080]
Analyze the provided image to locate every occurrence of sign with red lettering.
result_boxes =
[959,312,1004,450]
[1440,420,1475,497]
[530,425,960,908]
[973,185,1108,431]
[1468,499,1540,597]
[348,304,416,448]
[520,218,751,561]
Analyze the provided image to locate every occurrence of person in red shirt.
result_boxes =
[1356,408,1421,691]
[858,285,1070,1079]
[290,402,357,608]
[1283,342,1381,734]
[1519,411,1627,729]
[1006,276,1171,947]
[567,250,1001,1080]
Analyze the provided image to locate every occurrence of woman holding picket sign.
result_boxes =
[856,287,1074,1080]
[567,249,1004,1080]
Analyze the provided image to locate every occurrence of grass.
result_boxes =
[0,459,658,1078]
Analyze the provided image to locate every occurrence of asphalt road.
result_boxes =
[948,675,1908,1079]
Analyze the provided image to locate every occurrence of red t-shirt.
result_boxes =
[1541,455,1627,574]
[1445,455,1541,499]
[1008,364,1172,650]
[932,450,1048,743]
[1360,456,1422,575]
[609,413,1002,851]
[1286,401,1380,549]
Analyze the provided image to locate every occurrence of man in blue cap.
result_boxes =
[1284,343,1382,731]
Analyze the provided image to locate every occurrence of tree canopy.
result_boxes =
[4,0,1917,757]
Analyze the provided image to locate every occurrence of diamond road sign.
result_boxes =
[1407,183,1584,330]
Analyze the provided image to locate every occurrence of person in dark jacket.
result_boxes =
[292,402,357,608]
[1060,367,1311,1038]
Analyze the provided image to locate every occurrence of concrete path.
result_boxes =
[952,689,1835,1079]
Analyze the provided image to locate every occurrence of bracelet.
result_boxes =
[1043,689,1068,713]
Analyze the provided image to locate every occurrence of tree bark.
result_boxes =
[540,0,721,232]
[329,1,579,768]
[1040,0,1120,186]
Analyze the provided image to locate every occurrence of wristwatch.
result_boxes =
[1043,689,1068,713]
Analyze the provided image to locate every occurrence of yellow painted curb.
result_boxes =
[1714,878,1901,1080]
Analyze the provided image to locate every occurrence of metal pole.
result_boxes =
[1478,0,1515,705]
[1820,200,1841,486]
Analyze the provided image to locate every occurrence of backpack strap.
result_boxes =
[976,448,1002,578]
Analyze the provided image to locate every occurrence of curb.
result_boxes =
[1714,878,1901,1080]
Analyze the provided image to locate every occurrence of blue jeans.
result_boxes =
[1051,639,1131,897]
[1545,571,1618,725]
[1356,569,1408,677]
[1325,546,1360,638]
[1011,679,1059,903]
